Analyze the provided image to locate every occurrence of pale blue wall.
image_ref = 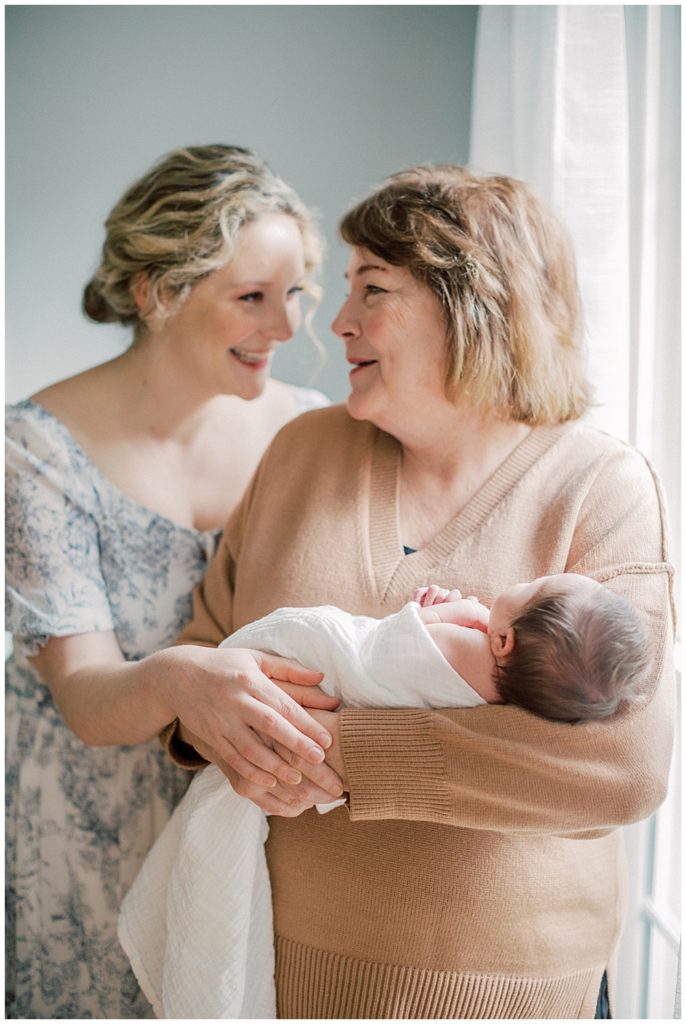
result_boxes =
[6,5,478,404]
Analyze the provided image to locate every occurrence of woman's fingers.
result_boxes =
[217,760,315,816]
[249,652,335,754]
[213,748,307,808]
[218,719,310,785]
[242,693,331,765]
[279,681,340,711]
[215,738,282,789]
[175,725,295,795]
[241,677,333,760]
[256,651,324,685]
[270,738,344,800]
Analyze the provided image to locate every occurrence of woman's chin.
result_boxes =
[227,373,270,402]
[345,392,371,422]
[346,392,393,433]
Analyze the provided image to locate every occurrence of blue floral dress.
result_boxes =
[5,390,327,1019]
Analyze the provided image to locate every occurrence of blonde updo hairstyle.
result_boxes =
[83,144,323,333]
[339,165,591,424]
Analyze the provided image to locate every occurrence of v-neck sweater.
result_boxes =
[177,404,676,1020]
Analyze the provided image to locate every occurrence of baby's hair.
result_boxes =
[494,587,650,723]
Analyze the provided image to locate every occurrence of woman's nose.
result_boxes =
[265,302,298,342]
[331,298,359,339]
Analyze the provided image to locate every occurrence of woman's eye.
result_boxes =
[365,284,386,296]
[238,291,263,303]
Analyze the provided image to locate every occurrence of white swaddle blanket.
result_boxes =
[118,602,484,1019]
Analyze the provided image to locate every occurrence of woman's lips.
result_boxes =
[348,359,377,377]
[229,347,272,370]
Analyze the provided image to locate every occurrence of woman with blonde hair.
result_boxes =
[5,144,343,1018]
[168,164,675,1018]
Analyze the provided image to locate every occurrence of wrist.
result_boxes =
[145,645,191,726]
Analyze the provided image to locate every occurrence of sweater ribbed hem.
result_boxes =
[275,936,602,1018]
[341,708,450,821]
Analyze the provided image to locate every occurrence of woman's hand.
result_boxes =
[273,709,348,791]
[180,722,344,815]
[159,645,340,789]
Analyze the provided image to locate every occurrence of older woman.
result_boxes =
[5,144,343,1019]
[170,165,675,1019]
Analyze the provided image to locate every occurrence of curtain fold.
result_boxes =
[624,5,680,544]
[469,8,680,1020]
[470,5,631,438]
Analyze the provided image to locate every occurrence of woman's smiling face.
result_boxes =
[331,247,451,435]
[154,213,306,402]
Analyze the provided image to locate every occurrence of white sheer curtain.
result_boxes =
[469,7,681,1019]
[470,5,680,565]
[471,5,631,437]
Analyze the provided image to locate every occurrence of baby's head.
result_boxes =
[489,574,650,723]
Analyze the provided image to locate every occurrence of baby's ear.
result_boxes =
[490,627,515,660]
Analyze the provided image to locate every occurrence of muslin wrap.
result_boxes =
[118,602,483,1019]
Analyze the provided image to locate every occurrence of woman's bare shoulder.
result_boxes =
[30,362,129,451]
[32,364,114,420]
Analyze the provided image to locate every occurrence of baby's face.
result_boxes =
[489,573,601,634]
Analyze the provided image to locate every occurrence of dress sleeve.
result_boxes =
[340,445,677,836]
[5,407,114,655]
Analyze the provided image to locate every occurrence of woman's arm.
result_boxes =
[6,405,341,799]
[330,451,677,836]
[338,572,673,835]
[29,632,336,781]
[168,491,346,808]
[178,720,346,815]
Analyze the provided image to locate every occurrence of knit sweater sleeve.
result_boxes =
[341,443,677,835]
[175,469,258,649]
[175,533,237,647]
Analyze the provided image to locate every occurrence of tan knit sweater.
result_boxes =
[177,406,675,1020]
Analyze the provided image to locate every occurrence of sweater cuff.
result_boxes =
[159,719,210,771]
[340,708,451,822]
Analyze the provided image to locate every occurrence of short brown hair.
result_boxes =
[494,589,650,723]
[339,165,591,424]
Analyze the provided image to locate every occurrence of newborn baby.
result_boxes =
[119,573,648,1019]
[415,571,649,722]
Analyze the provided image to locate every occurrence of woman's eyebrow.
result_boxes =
[343,263,389,279]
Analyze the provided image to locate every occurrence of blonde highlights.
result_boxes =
[83,144,323,330]
[339,165,591,424]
